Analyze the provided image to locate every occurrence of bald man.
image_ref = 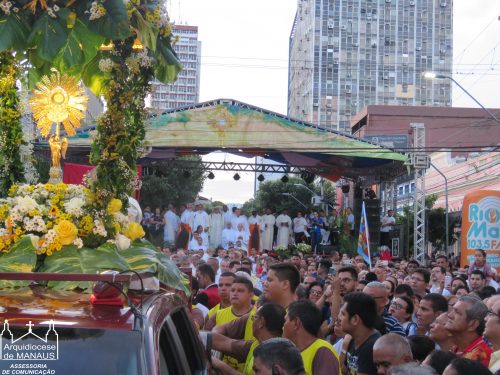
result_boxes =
[373,333,414,375]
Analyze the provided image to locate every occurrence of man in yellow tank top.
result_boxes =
[209,303,286,375]
[205,277,255,370]
[283,300,341,375]
[252,338,307,375]
[207,271,236,321]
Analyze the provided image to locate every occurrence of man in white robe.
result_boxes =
[163,204,178,247]
[231,208,248,233]
[221,222,237,250]
[222,205,233,227]
[276,209,292,248]
[208,206,224,248]
[235,223,249,251]
[261,208,276,251]
[193,203,209,232]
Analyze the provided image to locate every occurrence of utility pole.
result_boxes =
[410,123,428,264]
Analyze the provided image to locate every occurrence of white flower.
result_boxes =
[115,233,130,251]
[15,196,39,213]
[64,197,86,217]
[73,238,83,249]
[53,4,59,11]
[98,58,114,73]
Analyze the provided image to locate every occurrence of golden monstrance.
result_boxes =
[29,69,88,183]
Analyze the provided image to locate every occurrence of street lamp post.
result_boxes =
[281,193,308,209]
[423,72,500,125]
[430,162,449,256]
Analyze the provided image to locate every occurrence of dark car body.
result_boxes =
[0,276,209,375]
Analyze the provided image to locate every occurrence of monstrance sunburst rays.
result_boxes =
[29,69,88,137]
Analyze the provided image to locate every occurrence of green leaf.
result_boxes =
[0,236,37,288]
[0,13,30,52]
[132,9,157,52]
[81,51,110,96]
[153,36,182,84]
[52,19,104,77]
[123,240,190,294]
[82,0,131,40]
[28,13,69,61]
[39,243,128,290]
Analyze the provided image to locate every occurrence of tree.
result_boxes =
[242,176,334,215]
[396,194,451,257]
[139,156,205,209]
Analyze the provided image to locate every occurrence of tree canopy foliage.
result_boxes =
[139,156,205,209]
[241,176,336,215]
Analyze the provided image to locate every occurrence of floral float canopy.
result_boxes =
[0,0,182,93]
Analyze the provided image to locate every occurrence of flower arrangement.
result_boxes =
[294,242,312,255]
[274,245,291,259]
[0,183,145,256]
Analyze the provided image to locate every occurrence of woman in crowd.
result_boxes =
[388,295,416,336]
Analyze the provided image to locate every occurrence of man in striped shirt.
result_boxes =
[363,281,406,336]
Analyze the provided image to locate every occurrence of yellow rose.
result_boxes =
[54,220,78,245]
[124,222,145,241]
[107,198,122,213]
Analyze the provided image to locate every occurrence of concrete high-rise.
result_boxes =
[150,24,201,110]
[288,0,453,132]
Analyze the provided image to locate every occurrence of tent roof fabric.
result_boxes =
[63,99,408,180]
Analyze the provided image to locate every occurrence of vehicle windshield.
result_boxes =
[0,326,144,375]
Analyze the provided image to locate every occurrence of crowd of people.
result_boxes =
[167,240,499,374]
[139,203,500,374]
[141,202,355,254]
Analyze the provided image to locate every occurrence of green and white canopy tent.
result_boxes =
[36,99,408,181]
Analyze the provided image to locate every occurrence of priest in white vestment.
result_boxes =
[276,209,292,248]
[208,206,224,248]
[261,208,276,251]
[193,203,209,232]
[231,208,248,232]
[221,222,237,250]
[235,223,250,251]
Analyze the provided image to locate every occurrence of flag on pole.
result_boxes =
[357,201,371,266]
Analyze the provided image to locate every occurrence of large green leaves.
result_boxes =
[131,9,157,52]
[39,243,128,290]
[28,11,70,61]
[81,51,110,96]
[153,36,182,83]
[121,240,190,295]
[52,19,105,77]
[81,0,131,40]
[0,13,30,51]
[0,236,38,288]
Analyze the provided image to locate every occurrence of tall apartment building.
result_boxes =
[150,24,201,110]
[288,0,453,132]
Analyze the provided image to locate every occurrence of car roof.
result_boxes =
[0,286,177,331]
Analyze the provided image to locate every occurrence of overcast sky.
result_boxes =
[168,0,500,204]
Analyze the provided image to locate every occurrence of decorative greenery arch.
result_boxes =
[0,0,182,202]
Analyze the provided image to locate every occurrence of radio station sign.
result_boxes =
[461,190,500,269]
